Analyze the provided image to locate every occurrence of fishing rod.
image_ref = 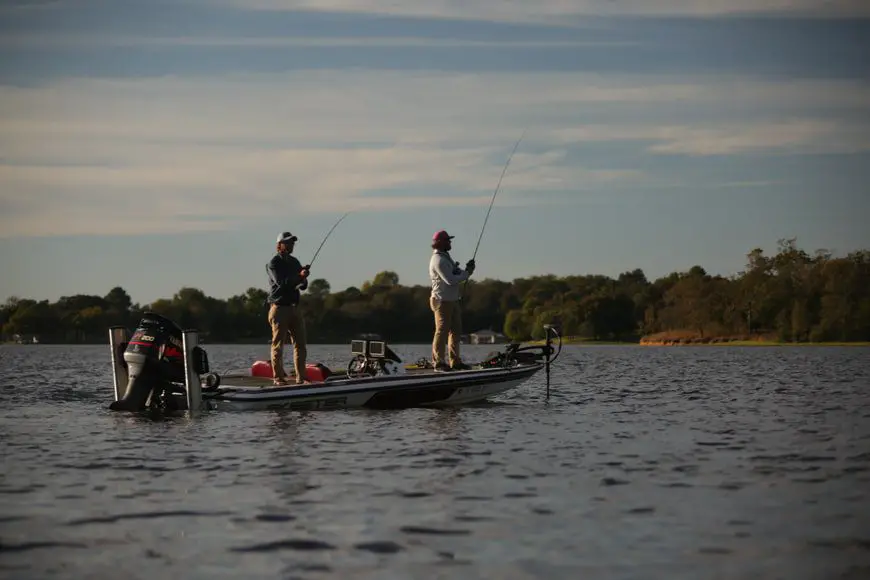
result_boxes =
[307,211,351,268]
[296,211,351,289]
[470,130,525,264]
[459,131,525,300]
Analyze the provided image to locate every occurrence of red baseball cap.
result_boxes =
[432,230,455,241]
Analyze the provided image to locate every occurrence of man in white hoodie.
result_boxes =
[429,230,476,371]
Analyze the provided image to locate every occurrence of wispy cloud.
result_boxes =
[0,33,636,49]
[552,119,870,156]
[1,70,867,238]
[0,142,638,237]
[227,0,870,21]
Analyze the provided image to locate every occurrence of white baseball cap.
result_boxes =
[277,231,298,244]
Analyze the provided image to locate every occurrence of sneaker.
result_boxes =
[434,363,452,373]
[451,362,472,371]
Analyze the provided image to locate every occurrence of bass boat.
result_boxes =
[106,312,561,413]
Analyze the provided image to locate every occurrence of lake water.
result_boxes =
[1,343,869,580]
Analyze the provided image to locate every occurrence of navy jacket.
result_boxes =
[266,253,306,306]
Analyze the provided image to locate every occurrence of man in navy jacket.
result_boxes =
[267,231,311,385]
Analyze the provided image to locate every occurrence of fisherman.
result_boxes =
[266,231,311,385]
[429,230,476,371]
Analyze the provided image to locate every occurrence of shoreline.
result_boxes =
[639,341,870,347]
[638,331,870,347]
[4,338,868,347]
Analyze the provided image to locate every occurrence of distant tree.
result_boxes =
[105,286,132,313]
[307,278,331,297]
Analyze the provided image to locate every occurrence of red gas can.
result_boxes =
[250,360,273,377]
[304,363,331,383]
[249,360,331,383]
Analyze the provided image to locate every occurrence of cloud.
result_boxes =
[552,119,870,156]
[0,33,636,49]
[646,120,870,155]
[1,70,868,238]
[226,0,870,21]
[0,141,638,237]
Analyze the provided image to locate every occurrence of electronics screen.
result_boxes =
[368,341,385,357]
[351,339,366,355]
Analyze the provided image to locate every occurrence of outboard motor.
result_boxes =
[109,312,187,411]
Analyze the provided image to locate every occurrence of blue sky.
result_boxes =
[1,0,868,306]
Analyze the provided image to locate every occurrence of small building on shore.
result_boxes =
[469,329,508,345]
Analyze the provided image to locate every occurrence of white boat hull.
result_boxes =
[108,315,561,414]
[187,363,543,412]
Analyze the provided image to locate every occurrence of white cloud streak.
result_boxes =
[0,33,637,49]
[552,119,870,156]
[226,0,870,21]
[1,70,868,238]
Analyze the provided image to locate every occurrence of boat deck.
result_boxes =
[210,365,476,390]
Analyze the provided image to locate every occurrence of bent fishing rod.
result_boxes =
[296,211,351,288]
[308,211,351,268]
[461,131,525,294]
[470,130,525,264]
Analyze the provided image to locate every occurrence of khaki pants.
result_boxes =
[430,297,462,367]
[268,304,307,383]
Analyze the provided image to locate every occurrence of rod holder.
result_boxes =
[182,330,203,413]
[108,326,129,402]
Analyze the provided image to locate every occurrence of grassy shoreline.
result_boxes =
[641,340,870,347]
[637,330,869,347]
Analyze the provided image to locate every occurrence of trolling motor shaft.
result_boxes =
[542,324,561,401]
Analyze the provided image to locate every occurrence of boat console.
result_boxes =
[346,338,406,378]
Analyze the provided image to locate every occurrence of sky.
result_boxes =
[1,0,868,306]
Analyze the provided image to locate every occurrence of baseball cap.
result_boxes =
[432,230,454,241]
[277,231,298,244]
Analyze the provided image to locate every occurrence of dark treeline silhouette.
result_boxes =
[2,239,868,344]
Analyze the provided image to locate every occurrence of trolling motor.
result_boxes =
[109,312,210,412]
[478,325,562,399]
[542,324,561,399]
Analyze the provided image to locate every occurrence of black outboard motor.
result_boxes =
[109,312,187,411]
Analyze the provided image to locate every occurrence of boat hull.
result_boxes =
[174,363,543,412]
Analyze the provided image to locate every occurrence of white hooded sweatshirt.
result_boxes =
[429,250,470,302]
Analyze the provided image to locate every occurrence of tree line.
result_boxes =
[2,239,868,344]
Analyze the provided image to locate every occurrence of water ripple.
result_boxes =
[67,510,233,526]
[1,540,87,552]
[400,526,471,536]
[231,539,336,552]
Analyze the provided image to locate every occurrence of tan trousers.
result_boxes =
[430,297,462,367]
[268,304,307,383]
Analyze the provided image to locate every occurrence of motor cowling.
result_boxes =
[110,312,186,411]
